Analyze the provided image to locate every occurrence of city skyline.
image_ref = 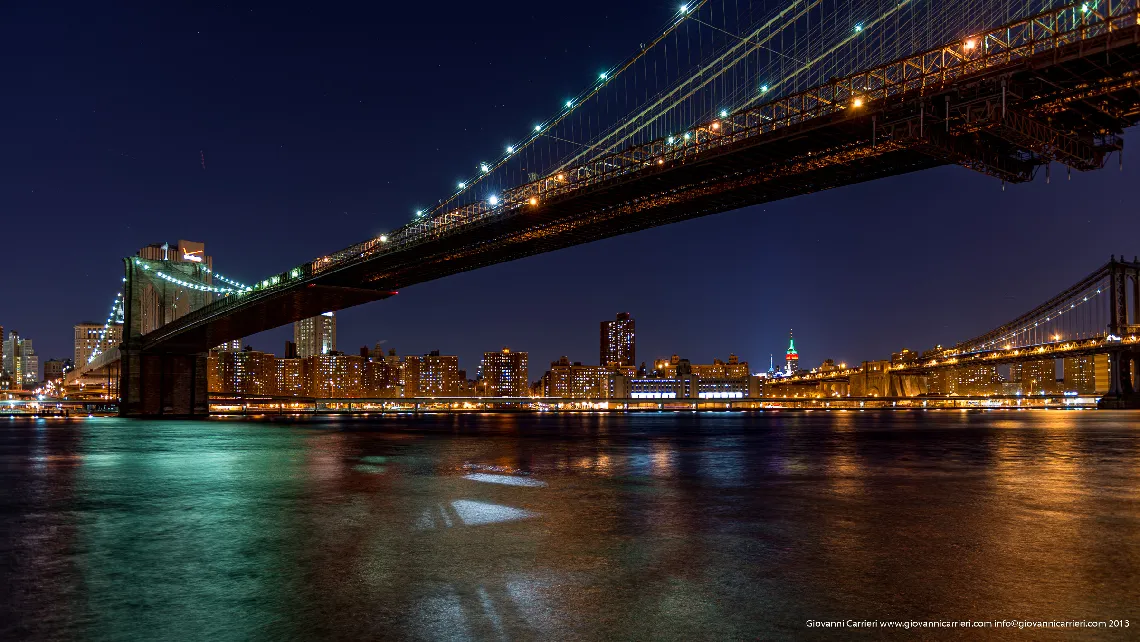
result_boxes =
[3,2,1139,382]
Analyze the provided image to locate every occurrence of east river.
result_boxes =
[1,411,1138,640]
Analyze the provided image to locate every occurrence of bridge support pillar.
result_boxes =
[1098,349,1140,409]
[120,348,210,418]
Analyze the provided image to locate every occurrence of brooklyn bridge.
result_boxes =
[63,0,1140,415]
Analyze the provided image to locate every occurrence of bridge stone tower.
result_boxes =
[1100,257,1140,408]
[119,256,214,418]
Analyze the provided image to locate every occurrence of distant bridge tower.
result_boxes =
[1102,257,1140,406]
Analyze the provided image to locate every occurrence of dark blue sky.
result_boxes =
[2,1,1138,377]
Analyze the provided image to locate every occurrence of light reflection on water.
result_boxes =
[0,411,1138,640]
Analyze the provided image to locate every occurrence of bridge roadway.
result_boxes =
[139,3,1140,356]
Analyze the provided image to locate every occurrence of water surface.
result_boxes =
[1,411,1138,640]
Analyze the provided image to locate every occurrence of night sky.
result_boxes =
[3,1,1138,379]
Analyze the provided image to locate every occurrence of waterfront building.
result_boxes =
[612,374,760,399]
[482,348,528,396]
[276,358,306,396]
[294,312,336,358]
[209,347,276,395]
[2,331,38,388]
[307,351,365,397]
[690,354,750,379]
[401,355,422,397]
[600,312,636,367]
[540,357,636,398]
[420,351,462,397]
[930,365,1002,396]
[1009,360,1060,395]
[74,322,124,366]
[1062,354,1110,395]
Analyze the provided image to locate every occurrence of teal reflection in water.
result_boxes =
[0,412,1138,640]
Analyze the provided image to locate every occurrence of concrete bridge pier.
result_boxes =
[119,347,209,418]
[1098,349,1139,409]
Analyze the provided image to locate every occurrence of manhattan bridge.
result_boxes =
[65,0,1140,415]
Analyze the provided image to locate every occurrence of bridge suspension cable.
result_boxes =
[413,0,1065,222]
[87,289,125,364]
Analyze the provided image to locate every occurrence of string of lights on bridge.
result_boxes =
[133,260,252,295]
[966,283,1107,353]
[415,1,717,221]
[405,0,947,227]
[87,289,126,364]
[85,263,255,365]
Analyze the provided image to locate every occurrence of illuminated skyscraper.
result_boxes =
[600,312,636,367]
[2,331,38,388]
[294,312,336,358]
[785,330,799,375]
[482,348,528,397]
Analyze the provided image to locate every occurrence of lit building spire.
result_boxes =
[785,329,799,375]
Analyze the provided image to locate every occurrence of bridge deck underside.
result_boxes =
[144,285,393,352]
[332,30,1140,291]
[144,26,1140,352]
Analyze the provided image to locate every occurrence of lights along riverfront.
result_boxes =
[1,411,1136,639]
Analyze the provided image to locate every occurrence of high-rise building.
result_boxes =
[208,348,276,395]
[482,348,528,396]
[600,312,636,366]
[275,358,306,396]
[1009,360,1060,395]
[540,356,635,398]
[307,352,365,397]
[294,312,336,358]
[401,355,422,397]
[420,351,462,397]
[785,330,799,375]
[0,325,4,378]
[3,331,38,388]
[214,339,242,352]
[930,365,1002,396]
[74,322,124,366]
[1063,354,1110,395]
